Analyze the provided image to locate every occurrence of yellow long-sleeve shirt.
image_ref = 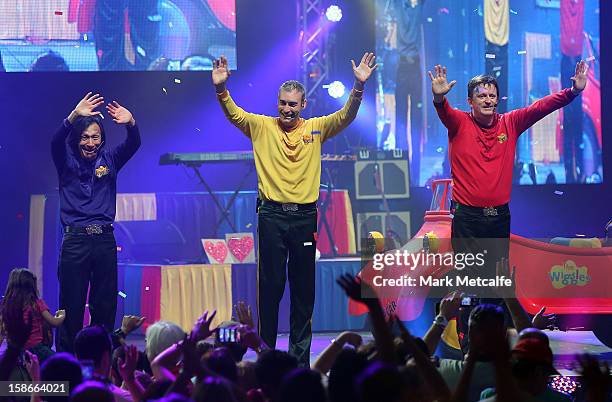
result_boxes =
[217,89,363,203]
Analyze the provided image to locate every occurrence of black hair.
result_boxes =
[71,115,106,149]
[74,325,112,368]
[41,352,83,402]
[255,350,298,391]
[467,75,499,98]
[279,368,326,402]
[30,51,69,72]
[469,303,505,327]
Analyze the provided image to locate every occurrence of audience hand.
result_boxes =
[439,291,461,320]
[234,301,254,329]
[336,273,377,307]
[24,351,40,381]
[576,353,610,402]
[531,307,557,330]
[118,344,139,382]
[190,310,217,342]
[121,315,146,335]
[336,331,363,348]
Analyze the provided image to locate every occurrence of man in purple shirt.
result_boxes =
[51,92,141,352]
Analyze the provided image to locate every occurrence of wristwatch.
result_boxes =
[433,314,448,329]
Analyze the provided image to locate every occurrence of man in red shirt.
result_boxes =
[428,62,587,351]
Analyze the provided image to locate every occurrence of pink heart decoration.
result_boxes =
[227,235,254,263]
[204,240,229,264]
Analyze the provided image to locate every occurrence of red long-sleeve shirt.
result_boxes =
[434,88,577,207]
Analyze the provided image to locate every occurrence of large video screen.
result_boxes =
[375,0,601,186]
[0,0,236,72]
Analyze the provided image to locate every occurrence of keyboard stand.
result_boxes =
[190,163,255,236]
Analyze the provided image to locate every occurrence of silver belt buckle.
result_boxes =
[85,224,103,235]
[282,203,298,212]
[483,207,498,217]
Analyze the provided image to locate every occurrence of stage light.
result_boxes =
[325,5,343,22]
[325,81,345,98]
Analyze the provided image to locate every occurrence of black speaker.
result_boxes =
[354,149,410,199]
[356,212,411,251]
[114,219,187,263]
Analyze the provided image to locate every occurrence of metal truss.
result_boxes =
[299,0,331,102]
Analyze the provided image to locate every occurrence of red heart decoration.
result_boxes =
[227,235,254,263]
[204,240,229,264]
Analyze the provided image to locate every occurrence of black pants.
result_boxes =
[56,232,118,353]
[395,55,422,185]
[257,202,317,367]
[451,202,510,353]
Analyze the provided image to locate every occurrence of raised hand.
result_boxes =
[570,60,588,93]
[427,65,457,99]
[117,344,139,382]
[73,92,104,117]
[439,291,461,320]
[234,301,254,329]
[190,310,217,342]
[212,55,231,86]
[576,353,610,402]
[106,101,135,126]
[495,257,516,297]
[532,307,557,330]
[336,273,376,307]
[55,309,66,324]
[24,351,40,381]
[121,315,146,335]
[351,52,378,84]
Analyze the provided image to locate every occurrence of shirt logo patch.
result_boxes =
[95,165,110,178]
[303,133,314,144]
[497,133,508,143]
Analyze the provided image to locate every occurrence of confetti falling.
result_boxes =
[554,190,564,195]
[136,46,146,57]
[145,286,150,291]
[84,33,88,41]
[586,56,595,62]
[436,147,444,153]
[195,127,201,132]
[246,223,253,228]
[438,7,449,14]
[485,53,496,59]
[174,78,181,84]
[492,66,502,71]
[510,9,518,15]
[148,15,162,22]
[464,43,468,53]
[118,291,127,298]
[426,17,433,23]
[54,11,63,15]
[517,50,527,55]
[162,87,167,94]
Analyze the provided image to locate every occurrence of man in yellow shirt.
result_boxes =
[213,52,377,366]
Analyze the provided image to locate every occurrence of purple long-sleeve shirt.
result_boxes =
[51,118,141,227]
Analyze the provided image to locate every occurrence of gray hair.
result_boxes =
[145,321,186,362]
[279,80,306,102]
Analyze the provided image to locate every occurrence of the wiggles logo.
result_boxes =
[549,260,590,289]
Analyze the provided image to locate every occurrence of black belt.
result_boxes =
[65,224,114,235]
[258,199,317,212]
[452,201,509,217]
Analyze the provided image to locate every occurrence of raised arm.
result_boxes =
[511,60,587,135]
[106,101,141,170]
[428,65,463,134]
[212,55,230,94]
[319,52,378,142]
[428,65,457,104]
[213,55,263,138]
[52,92,104,171]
